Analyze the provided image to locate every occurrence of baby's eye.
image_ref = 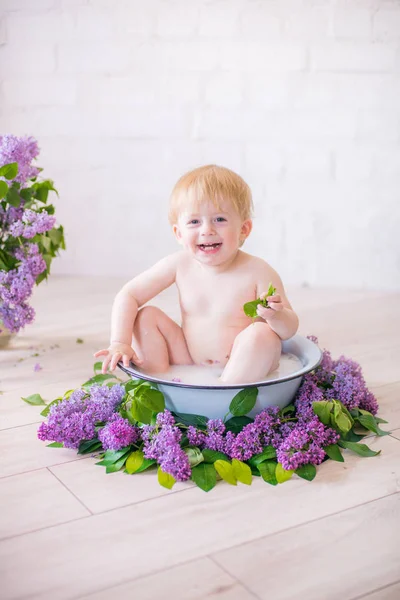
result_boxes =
[215,217,226,222]
[188,219,200,225]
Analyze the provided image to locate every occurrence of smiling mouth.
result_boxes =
[198,243,222,252]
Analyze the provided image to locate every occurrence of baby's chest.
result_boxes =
[178,278,256,319]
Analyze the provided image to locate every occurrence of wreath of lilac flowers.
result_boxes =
[32,337,389,491]
[0,135,65,334]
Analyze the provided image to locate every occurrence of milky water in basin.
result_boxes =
[118,335,322,420]
[133,352,302,386]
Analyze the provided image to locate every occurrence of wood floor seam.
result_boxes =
[47,467,94,516]
[208,555,261,600]
[347,577,400,600]
[207,490,400,560]
[0,456,88,480]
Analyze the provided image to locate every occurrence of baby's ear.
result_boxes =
[172,224,183,244]
[240,219,252,240]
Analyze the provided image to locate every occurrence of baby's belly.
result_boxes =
[182,317,248,367]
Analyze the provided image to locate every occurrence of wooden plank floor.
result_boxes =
[0,276,399,600]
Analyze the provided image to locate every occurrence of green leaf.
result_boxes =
[330,403,353,434]
[257,461,278,485]
[338,440,381,457]
[184,447,204,467]
[105,455,128,473]
[243,284,277,317]
[93,361,103,374]
[229,387,258,417]
[134,458,156,473]
[157,467,176,489]
[191,463,217,492]
[248,446,277,467]
[341,429,366,442]
[137,387,165,413]
[276,463,294,483]
[7,186,21,207]
[324,443,344,462]
[76,338,84,344]
[48,227,63,246]
[202,449,230,463]
[243,300,261,318]
[356,414,390,437]
[172,411,209,429]
[81,373,117,389]
[312,400,333,425]
[78,439,102,454]
[124,379,145,393]
[96,447,131,466]
[46,441,64,448]
[0,162,18,179]
[40,397,63,417]
[295,464,317,481]
[214,459,237,485]
[130,397,153,424]
[232,458,252,485]
[281,404,296,416]
[125,450,144,474]
[0,180,9,199]
[224,415,254,433]
[374,416,388,424]
[21,393,46,406]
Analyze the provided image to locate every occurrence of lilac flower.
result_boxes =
[9,209,56,239]
[0,244,46,333]
[33,363,42,372]
[37,385,125,449]
[294,374,325,420]
[98,414,141,451]
[276,416,340,470]
[229,423,263,460]
[187,426,206,446]
[156,409,175,427]
[0,134,39,185]
[143,423,191,481]
[326,357,377,414]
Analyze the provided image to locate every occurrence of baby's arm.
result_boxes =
[256,265,299,341]
[95,252,179,372]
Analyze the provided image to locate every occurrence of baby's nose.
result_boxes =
[201,220,216,234]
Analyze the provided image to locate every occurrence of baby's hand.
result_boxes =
[94,342,143,374]
[256,292,284,320]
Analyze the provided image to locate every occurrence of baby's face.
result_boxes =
[173,198,252,267]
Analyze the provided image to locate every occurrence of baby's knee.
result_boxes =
[134,305,162,330]
[248,322,279,343]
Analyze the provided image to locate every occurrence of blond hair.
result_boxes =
[168,164,253,225]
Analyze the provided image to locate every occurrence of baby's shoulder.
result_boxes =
[239,251,276,276]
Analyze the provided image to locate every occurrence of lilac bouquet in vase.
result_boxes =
[0,134,65,344]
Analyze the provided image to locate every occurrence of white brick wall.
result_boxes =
[1,0,400,290]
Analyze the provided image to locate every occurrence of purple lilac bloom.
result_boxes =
[98,414,141,451]
[228,423,263,460]
[294,374,325,420]
[9,209,56,239]
[156,409,175,427]
[187,426,206,446]
[33,363,42,372]
[37,385,124,449]
[325,357,378,414]
[0,134,39,185]
[276,416,340,470]
[0,244,46,332]
[143,424,191,481]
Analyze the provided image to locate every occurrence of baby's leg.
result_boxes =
[132,306,193,373]
[220,322,281,384]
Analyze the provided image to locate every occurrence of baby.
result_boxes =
[95,165,299,384]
